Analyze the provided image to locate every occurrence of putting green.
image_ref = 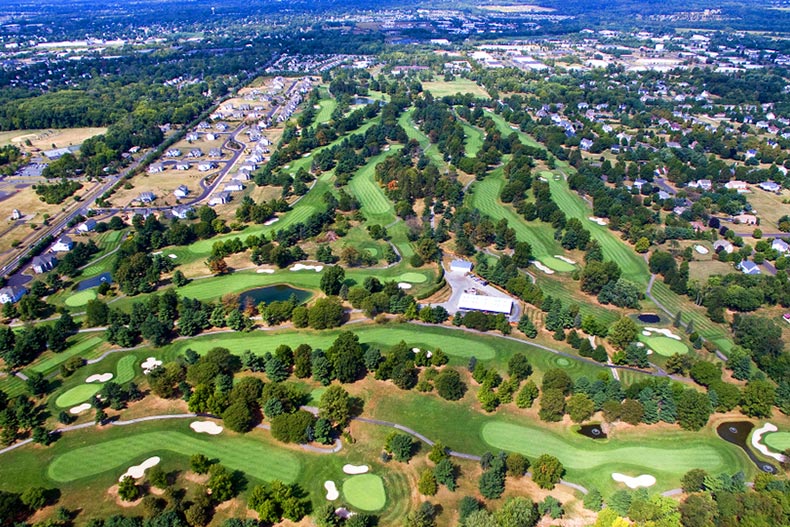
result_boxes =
[763,432,790,452]
[556,358,570,367]
[342,474,386,511]
[539,257,575,272]
[65,289,97,307]
[639,336,688,356]
[395,272,428,284]
[115,355,137,384]
[310,387,326,404]
[55,384,102,408]
[482,421,741,475]
[47,430,301,483]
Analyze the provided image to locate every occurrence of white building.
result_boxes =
[225,182,244,192]
[52,236,74,252]
[457,293,513,316]
[209,192,230,206]
[77,219,96,233]
[174,185,190,199]
[450,260,473,274]
[0,286,26,304]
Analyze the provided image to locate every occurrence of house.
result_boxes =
[733,214,757,225]
[52,236,74,252]
[633,179,648,189]
[31,254,57,274]
[579,138,594,151]
[772,238,790,253]
[148,163,165,173]
[10,209,21,221]
[713,239,734,254]
[450,260,473,274]
[209,148,222,158]
[0,286,26,304]
[77,219,97,233]
[198,161,217,172]
[138,192,156,204]
[688,179,712,191]
[657,190,671,200]
[186,132,199,142]
[165,148,182,158]
[225,182,244,192]
[725,181,749,192]
[188,148,203,158]
[234,172,251,181]
[666,141,682,149]
[690,221,706,231]
[737,260,761,275]
[172,206,193,219]
[176,161,191,171]
[205,133,217,141]
[759,181,782,192]
[457,293,513,316]
[174,185,190,199]
[209,192,230,206]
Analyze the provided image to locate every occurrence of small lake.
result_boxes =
[578,424,607,439]
[716,421,778,473]
[637,313,661,324]
[76,272,113,291]
[238,285,311,309]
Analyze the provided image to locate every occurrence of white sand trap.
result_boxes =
[69,403,93,414]
[533,261,555,274]
[343,464,370,475]
[86,373,113,383]
[141,357,163,374]
[411,347,432,358]
[324,481,339,500]
[313,105,321,109]
[335,508,355,520]
[642,330,652,336]
[398,282,413,289]
[645,327,681,340]
[612,473,656,489]
[588,216,608,226]
[554,255,576,264]
[264,217,280,226]
[256,268,275,274]
[290,264,323,272]
[119,457,160,481]
[152,251,163,256]
[753,423,788,462]
[694,245,709,255]
[168,254,178,259]
[190,421,223,435]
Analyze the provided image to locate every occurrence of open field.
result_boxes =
[0,127,107,151]
[422,79,489,99]
[342,474,387,511]
[479,4,554,12]
[115,355,138,384]
[108,165,209,208]
[742,187,790,231]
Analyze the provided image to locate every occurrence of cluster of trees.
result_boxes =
[34,178,82,204]
[0,312,77,368]
[0,389,48,446]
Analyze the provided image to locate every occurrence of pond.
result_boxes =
[716,421,778,473]
[577,424,607,440]
[238,285,312,309]
[637,313,661,324]
[76,272,113,291]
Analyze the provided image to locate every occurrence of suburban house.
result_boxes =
[174,185,190,199]
[148,163,165,173]
[138,192,156,204]
[188,148,203,158]
[31,254,57,274]
[633,178,648,189]
[209,148,222,158]
[688,179,712,191]
[234,172,251,181]
[733,213,758,225]
[713,240,734,254]
[580,138,594,151]
[172,206,193,219]
[175,161,191,171]
[450,259,473,274]
[737,260,761,275]
[198,161,217,172]
[186,132,199,142]
[759,181,782,192]
[772,238,790,253]
[205,133,217,141]
[209,192,230,206]
[10,209,21,220]
[77,219,97,233]
[725,181,749,192]
[52,236,74,252]
[225,182,244,192]
[0,286,26,304]
[165,148,182,158]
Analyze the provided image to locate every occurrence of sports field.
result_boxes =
[764,431,790,451]
[342,474,386,511]
[639,335,688,356]
[461,122,484,158]
[47,429,301,483]
[398,110,445,168]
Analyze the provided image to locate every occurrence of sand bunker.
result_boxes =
[335,508,355,520]
[256,268,275,274]
[69,403,93,414]
[532,261,555,274]
[753,423,788,462]
[642,330,651,336]
[588,216,608,226]
[411,347,433,358]
[324,481,339,500]
[119,457,160,481]
[190,421,223,435]
[644,327,681,340]
[694,245,709,255]
[343,464,370,475]
[264,217,280,226]
[612,473,656,489]
[397,282,412,289]
[85,373,113,383]
[168,254,178,259]
[554,255,576,265]
[290,264,324,272]
[141,357,163,374]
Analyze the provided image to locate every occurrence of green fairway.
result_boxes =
[65,289,97,307]
[640,335,688,356]
[47,430,301,483]
[539,256,576,272]
[395,272,428,283]
[348,148,400,223]
[481,420,750,491]
[342,474,387,511]
[55,384,102,408]
[763,431,790,451]
[115,355,137,384]
[29,336,104,374]
[398,110,445,168]
[422,79,488,98]
[461,121,484,158]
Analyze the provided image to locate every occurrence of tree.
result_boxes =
[308,296,345,329]
[496,497,539,526]
[118,476,139,501]
[434,458,457,491]
[20,487,48,510]
[690,361,721,387]
[434,369,466,401]
[741,380,776,418]
[208,464,239,502]
[679,493,717,527]
[222,401,255,433]
[620,399,644,425]
[147,465,168,489]
[681,468,708,493]
[532,454,564,489]
[270,410,315,444]
[318,385,353,427]
[517,316,537,338]
[539,388,566,422]
[583,489,603,511]
[326,331,364,383]
[677,390,712,431]
[172,270,188,287]
[320,265,345,296]
[206,256,229,275]
[417,469,438,496]
[608,316,638,350]
[507,353,532,381]
[191,453,213,474]
[566,393,595,423]
[385,432,415,462]
[541,368,572,395]
[478,467,506,499]
[516,381,539,408]
[506,452,529,477]
[405,502,437,527]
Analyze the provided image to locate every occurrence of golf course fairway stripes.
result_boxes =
[482,421,744,476]
[342,474,386,511]
[115,355,138,384]
[48,431,300,483]
[55,384,102,408]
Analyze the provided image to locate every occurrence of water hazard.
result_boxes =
[716,421,777,473]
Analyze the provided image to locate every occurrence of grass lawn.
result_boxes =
[763,431,790,451]
[461,121,484,158]
[394,272,428,283]
[639,335,688,356]
[65,289,97,307]
[398,110,445,169]
[115,355,138,384]
[342,474,387,511]
[55,383,102,408]
[422,79,488,99]
[539,256,576,272]
[348,147,400,224]
[313,97,337,128]
[47,428,301,484]
[27,335,104,374]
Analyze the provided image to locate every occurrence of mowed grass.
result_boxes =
[115,355,138,384]
[28,335,104,374]
[65,289,97,307]
[342,474,387,511]
[539,256,576,272]
[763,432,790,451]
[461,121,484,158]
[639,335,688,356]
[481,420,751,492]
[55,384,101,408]
[398,110,445,168]
[348,147,400,223]
[395,272,428,283]
[422,79,489,98]
[47,429,301,483]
